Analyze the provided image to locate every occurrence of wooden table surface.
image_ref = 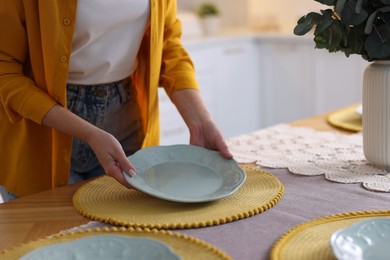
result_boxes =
[0,110,352,252]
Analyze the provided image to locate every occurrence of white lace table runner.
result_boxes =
[227,124,390,192]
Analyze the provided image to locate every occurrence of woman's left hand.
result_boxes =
[188,118,233,159]
[171,89,233,159]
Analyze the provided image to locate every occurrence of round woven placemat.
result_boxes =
[0,227,232,260]
[270,210,390,260]
[327,104,362,132]
[73,166,284,229]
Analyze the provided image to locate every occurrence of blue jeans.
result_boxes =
[66,77,144,184]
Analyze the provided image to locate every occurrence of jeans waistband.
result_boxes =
[66,77,132,99]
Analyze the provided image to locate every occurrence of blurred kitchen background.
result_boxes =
[178,0,322,33]
[159,0,367,144]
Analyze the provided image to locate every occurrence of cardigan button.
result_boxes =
[63,18,71,26]
[60,55,67,63]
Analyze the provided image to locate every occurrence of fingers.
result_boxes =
[189,127,233,159]
[105,163,135,189]
[219,143,234,159]
[191,135,233,159]
[117,155,136,177]
[95,142,136,189]
[214,136,233,159]
[115,155,137,188]
[87,129,139,189]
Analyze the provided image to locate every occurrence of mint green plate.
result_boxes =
[21,235,180,260]
[330,218,390,260]
[124,145,246,203]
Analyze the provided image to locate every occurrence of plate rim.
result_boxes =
[123,144,246,203]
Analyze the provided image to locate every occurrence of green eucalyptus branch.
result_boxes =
[294,0,390,61]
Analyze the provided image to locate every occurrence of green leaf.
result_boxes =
[293,12,322,35]
[328,21,344,51]
[365,24,390,59]
[314,35,328,49]
[342,25,367,57]
[336,0,347,13]
[364,7,390,34]
[315,9,335,34]
[316,0,337,5]
[313,20,344,52]
[379,12,390,26]
[364,10,380,34]
[355,0,364,13]
[341,1,369,25]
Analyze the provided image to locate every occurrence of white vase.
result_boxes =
[363,60,390,168]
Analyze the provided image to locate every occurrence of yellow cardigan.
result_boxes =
[0,0,199,196]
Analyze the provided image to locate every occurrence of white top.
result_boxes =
[68,0,150,85]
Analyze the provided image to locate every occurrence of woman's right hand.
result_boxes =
[86,129,136,188]
[42,104,135,188]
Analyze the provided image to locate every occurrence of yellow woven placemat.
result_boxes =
[73,166,284,229]
[327,104,362,132]
[270,210,390,260]
[0,227,232,260]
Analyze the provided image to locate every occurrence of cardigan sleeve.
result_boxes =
[158,0,200,98]
[0,1,57,124]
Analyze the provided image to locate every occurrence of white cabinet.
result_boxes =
[258,36,368,128]
[158,88,189,145]
[214,39,261,137]
[258,39,316,127]
[313,50,368,114]
[159,36,261,144]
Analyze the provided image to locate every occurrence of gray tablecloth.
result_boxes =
[180,167,390,260]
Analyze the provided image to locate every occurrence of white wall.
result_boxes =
[178,0,325,33]
[178,0,250,28]
[248,0,324,33]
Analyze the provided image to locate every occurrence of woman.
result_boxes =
[0,0,232,202]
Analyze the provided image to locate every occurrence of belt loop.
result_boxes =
[75,84,86,113]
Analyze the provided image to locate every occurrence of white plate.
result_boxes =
[330,218,390,260]
[21,235,180,260]
[124,145,246,203]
